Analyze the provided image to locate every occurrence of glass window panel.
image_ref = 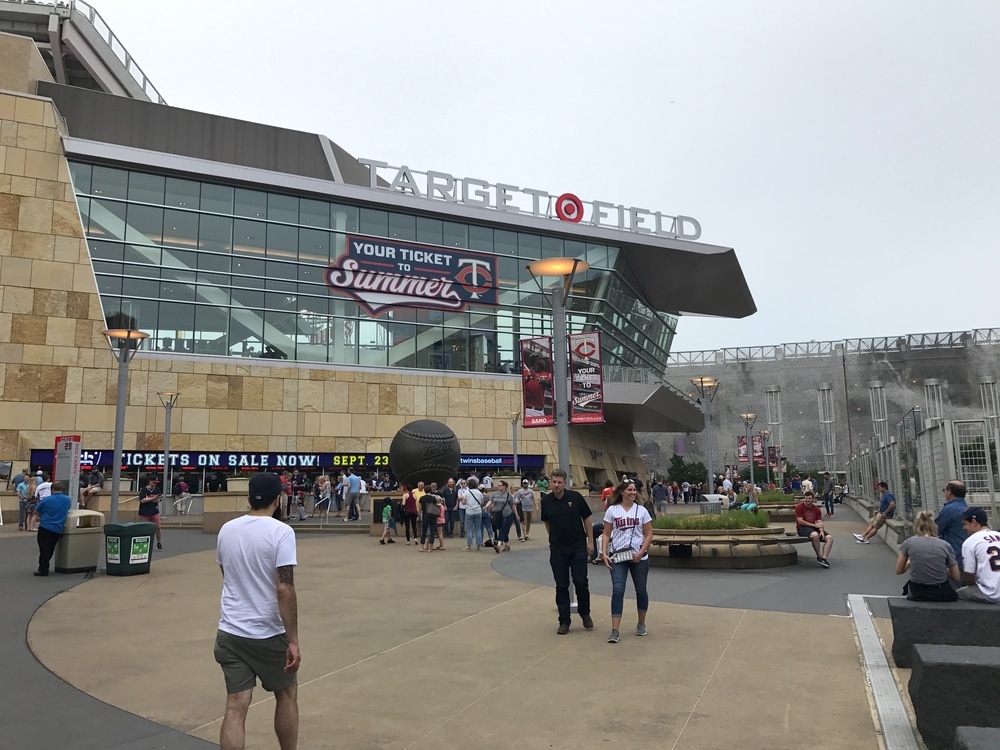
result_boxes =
[299,198,330,228]
[415,217,443,245]
[233,219,266,256]
[201,183,234,214]
[159,301,196,346]
[267,194,299,224]
[541,235,564,258]
[230,306,263,353]
[161,249,197,270]
[359,208,388,237]
[298,227,330,263]
[89,199,127,240]
[164,177,200,208]
[234,188,267,218]
[468,225,493,253]
[162,209,199,249]
[93,260,122,276]
[442,221,467,248]
[494,229,517,256]
[232,256,265,280]
[586,243,608,268]
[125,204,163,245]
[127,172,164,204]
[197,270,230,288]
[442,328,469,371]
[517,232,541,260]
[388,322,416,369]
[231,287,266,310]
[297,265,326,288]
[265,290,298,310]
[160,272,196,302]
[197,252,231,273]
[262,311,297,358]
[414,324,444,369]
[266,223,297,259]
[194,305,229,355]
[76,196,91,233]
[331,203,359,233]
[387,212,416,240]
[127,277,160,299]
[264,262,297,289]
[90,166,128,199]
[97,275,122,295]
[88,240,123,261]
[296,294,329,316]
[68,162,91,193]
[498,256,519,290]
[123,245,161,269]
[199,215,232,253]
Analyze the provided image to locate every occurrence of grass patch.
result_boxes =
[652,510,770,530]
[757,490,794,504]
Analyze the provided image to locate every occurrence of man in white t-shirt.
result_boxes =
[35,472,53,501]
[214,472,300,748]
[958,507,1000,604]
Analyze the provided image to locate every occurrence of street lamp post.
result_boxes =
[103,324,149,523]
[690,377,720,495]
[526,257,590,479]
[761,429,771,489]
[506,411,521,477]
[740,412,757,488]
[158,391,179,511]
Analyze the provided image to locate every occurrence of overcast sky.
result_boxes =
[88,0,999,352]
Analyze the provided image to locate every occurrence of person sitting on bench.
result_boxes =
[79,469,104,509]
[957,507,1000,604]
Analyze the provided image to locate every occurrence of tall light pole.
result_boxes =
[526,257,590,480]
[158,391,179,510]
[740,412,757,488]
[506,410,521,477]
[761,429,771,489]
[103,323,149,523]
[691,377,720,495]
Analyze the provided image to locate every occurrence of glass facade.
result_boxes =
[69,162,677,375]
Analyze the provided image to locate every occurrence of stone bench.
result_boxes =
[888,597,1000,668]
[646,529,816,569]
[954,727,1000,750]
[909,644,1000,750]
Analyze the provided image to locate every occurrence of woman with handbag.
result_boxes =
[463,477,488,550]
[401,485,419,544]
[420,491,442,552]
[601,480,653,643]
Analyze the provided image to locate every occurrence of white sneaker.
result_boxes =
[852,533,864,541]
[856,538,870,544]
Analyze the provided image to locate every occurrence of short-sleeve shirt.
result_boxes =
[603,503,652,560]
[900,535,956,585]
[541,490,591,553]
[217,515,297,639]
[138,486,161,517]
[795,502,822,529]
[962,528,1000,602]
[35,493,72,534]
[514,487,535,512]
[878,492,896,518]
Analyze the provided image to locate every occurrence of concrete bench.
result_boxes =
[649,534,815,549]
[888,597,1000,668]
[909,644,1000,750]
[954,727,1000,750]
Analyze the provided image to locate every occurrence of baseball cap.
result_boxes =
[249,472,282,503]
[963,507,988,525]
[522,479,529,485]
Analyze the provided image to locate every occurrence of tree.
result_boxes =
[666,455,707,487]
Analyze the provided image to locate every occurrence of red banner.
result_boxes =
[752,434,765,466]
[569,332,604,425]
[521,337,554,427]
[737,435,748,463]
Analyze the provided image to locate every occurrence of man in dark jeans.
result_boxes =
[541,469,594,634]
[32,481,72,576]
[440,478,459,537]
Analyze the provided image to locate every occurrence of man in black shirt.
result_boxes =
[540,469,594,634]
[137,477,164,551]
[440,478,459,537]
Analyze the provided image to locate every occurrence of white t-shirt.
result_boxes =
[217,515,297,639]
[801,479,814,493]
[35,481,52,500]
[962,528,1000,602]
[603,503,652,561]
[360,479,368,494]
[481,475,493,490]
[722,479,733,492]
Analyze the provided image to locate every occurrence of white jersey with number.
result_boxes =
[962,528,1000,602]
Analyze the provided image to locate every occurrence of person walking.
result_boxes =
[440,478,459,538]
[463,477,488,550]
[822,472,836,518]
[490,481,517,553]
[895,510,960,601]
[600,479,653,643]
[214,472,300,750]
[379,497,397,545]
[137,477,164,551]
[32,481,72,576]
[16,472,30,531]
[400,485,419,545]
[514,479,535,541]
[24,475,39,532]
[540,469,594,634]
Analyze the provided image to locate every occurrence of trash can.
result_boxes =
[697,494,725,514]
[104,521,157,576]
[55,510,106,573]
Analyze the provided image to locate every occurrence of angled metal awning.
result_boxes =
[602,382,705,433]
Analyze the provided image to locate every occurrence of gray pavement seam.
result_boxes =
[848,594,920,750]
[668,607,748,750]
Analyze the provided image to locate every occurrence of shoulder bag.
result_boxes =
[607,505,642,564]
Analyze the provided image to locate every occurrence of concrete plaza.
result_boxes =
[2,505,913,749]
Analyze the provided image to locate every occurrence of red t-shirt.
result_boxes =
[795,501,822,529]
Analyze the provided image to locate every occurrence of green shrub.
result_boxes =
[757,490,792,504]
[652,510,770,530]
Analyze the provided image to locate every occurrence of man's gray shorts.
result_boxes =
[214,630,295,693]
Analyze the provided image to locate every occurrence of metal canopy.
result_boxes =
[603,382,705,433]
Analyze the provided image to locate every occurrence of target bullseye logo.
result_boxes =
[555,193,584,223]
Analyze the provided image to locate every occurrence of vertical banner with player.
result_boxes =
[737,435,749,463]
[520,337,554,427]
[54,435,82,508]
[569,332,604,424]
[752,434,765,466]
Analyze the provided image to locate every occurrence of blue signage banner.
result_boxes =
[28,450,544,472]
[323,234,498,317]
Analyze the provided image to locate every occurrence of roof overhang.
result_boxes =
[602,382,705,433]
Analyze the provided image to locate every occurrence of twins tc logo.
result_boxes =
[324,235,499,316]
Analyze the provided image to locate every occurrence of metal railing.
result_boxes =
[71,0,167,104]
[667,328,1000,367]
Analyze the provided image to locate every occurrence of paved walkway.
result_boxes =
[2,505,913,749]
